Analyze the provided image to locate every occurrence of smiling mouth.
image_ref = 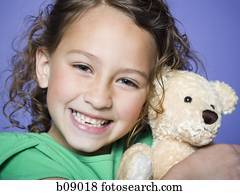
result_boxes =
[70,108,112,128]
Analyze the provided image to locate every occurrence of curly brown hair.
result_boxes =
[3,0,201,135]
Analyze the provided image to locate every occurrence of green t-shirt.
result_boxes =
[0,131,152,180]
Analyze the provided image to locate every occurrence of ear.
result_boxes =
[210,81,238,114]
[36,48,50,88]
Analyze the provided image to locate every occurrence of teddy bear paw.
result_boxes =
[126,153,152,180]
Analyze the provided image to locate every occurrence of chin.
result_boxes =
[68,140,102,154]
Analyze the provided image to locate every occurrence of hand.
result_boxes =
[162,144,240,179]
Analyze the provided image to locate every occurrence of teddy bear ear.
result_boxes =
[159,66,174,82]
[153,67,175,93]
[161,66,171,76]
[210,81,238,114]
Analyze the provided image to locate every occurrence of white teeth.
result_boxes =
[72,110,109,128]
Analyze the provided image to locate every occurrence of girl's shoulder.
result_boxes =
[0,132,74,179]
[0,132,121,179]
[0,132,39,158]
[0,132,55,158]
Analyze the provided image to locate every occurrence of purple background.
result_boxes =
[0,0,239,143]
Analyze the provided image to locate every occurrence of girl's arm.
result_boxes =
[162,144,240,179]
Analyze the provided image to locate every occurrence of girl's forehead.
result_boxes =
[62,5,156,46]
[57,5,158,66]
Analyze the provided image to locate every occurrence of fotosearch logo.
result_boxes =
[56,181,183,192]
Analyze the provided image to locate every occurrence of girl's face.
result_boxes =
[36,5,157,153]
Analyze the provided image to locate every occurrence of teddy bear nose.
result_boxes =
[202,110,218,125]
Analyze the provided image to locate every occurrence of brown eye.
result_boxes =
[184,96,192,103]
[117,78,139,89]
[73,63,93,73]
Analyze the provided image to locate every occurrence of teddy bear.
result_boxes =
[117,69,238,180]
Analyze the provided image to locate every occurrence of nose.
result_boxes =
[83,83,112,110]
[202,110,218,125]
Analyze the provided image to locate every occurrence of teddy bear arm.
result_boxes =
[117,143,152,180]
[152,140,195,179]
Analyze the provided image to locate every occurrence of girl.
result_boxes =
[0,0,239,180]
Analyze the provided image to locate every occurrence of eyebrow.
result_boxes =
[118,68,149,80]
[67,49,149,80]
[66,49,100,62]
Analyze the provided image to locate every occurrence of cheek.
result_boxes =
[47,69,78,105]
[116,91,147,122]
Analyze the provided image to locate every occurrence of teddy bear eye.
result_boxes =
[184,96,192,103]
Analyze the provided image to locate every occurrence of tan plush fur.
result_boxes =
[117,70,238,180]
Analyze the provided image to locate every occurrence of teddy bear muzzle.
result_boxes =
[202,110,218,125]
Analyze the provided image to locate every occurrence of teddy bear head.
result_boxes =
[149,70,238,146]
